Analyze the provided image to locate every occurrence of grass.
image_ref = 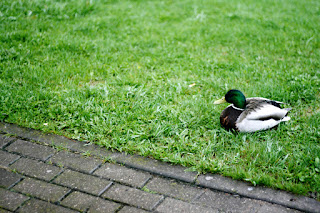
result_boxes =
[1,0,319,198]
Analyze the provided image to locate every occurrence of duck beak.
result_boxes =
[214,97,226,104]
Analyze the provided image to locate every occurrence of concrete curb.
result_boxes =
[1,122,319,213]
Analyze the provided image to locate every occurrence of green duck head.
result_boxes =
[214,89,246,109]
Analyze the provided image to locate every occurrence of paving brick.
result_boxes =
[6,139,54,161]
[145,176,203,201]
[50,151,102,173]
[102,183,163,211]
[0,122,119,161]
[17,198,77,213]
[114,154,197,183]
[0,122,120,163]
[54,170,111,195]
[10,158,61,181]
[0,150,20,167]
[67,142,121,160]
[1,122,319,213]
[94,163,151,188]
[258,203,302,213]
[0,122,79,151]
[0,134,15,148]
[197,174,250,194]
[194,189,263,212]
[0,188,29,211]
[13,177,69,202]
[0,168,21,188]
[197,174,320,213]
[194,189,302,213]
[156,197,217,213]
[61,191,120,212]
[250,189,320,213]
[118,206,150,213]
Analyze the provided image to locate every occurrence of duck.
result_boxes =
[214,89,291,132]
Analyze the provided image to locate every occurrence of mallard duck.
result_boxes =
[214,89,291,132]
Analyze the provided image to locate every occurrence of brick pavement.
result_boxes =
[0,122,319,213]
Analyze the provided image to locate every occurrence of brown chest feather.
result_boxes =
[220,105,243,131]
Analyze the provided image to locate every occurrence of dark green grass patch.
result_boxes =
[1,0,319,199]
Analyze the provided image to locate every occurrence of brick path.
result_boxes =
[0,122,319,213]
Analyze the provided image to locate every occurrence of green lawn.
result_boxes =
[1,0,319,198]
